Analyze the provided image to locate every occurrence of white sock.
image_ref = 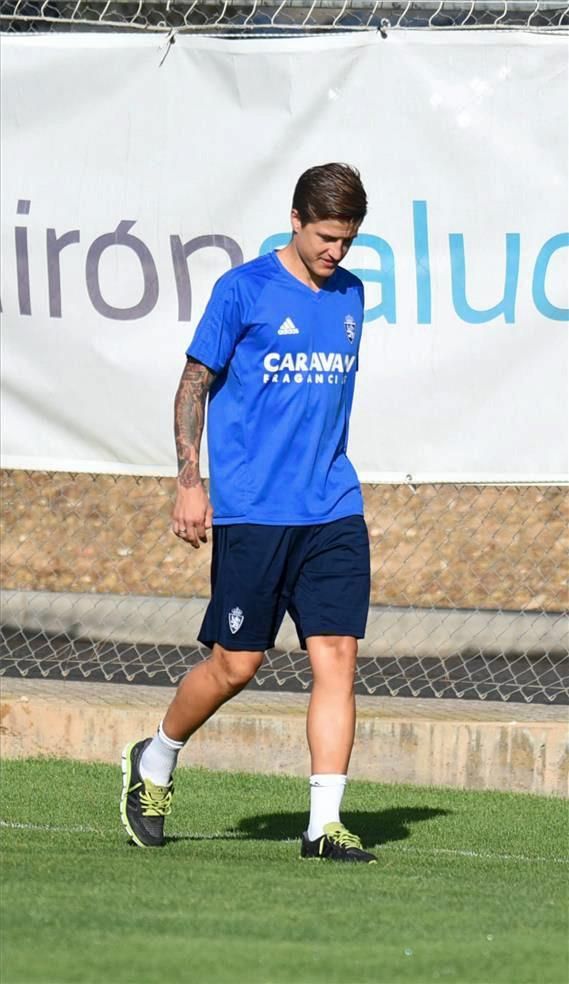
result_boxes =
[139,721,185,786]
[307,774,347,841]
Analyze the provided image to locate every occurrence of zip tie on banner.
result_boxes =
[159,29,177,68]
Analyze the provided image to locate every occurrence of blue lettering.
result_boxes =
[450,232,520,323]
[259,233,289,255]
[413,200,431,324]
[261,216,564,327]
[532,234,569,321]
[350,233,396,325]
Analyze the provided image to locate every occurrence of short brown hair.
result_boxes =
[292,163,367,225]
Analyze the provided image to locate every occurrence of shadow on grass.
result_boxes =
[237,807,451,848]
[168,807,450,848]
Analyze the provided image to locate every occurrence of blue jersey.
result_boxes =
[187,251,364,526]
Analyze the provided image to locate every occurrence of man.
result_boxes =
[120,163,376,863]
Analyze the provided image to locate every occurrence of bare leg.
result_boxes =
[306,635,357,774]
[162,644,264,742]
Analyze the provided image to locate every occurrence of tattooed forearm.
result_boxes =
[174,358,215,488]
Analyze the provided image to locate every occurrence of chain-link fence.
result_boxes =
[1,471,567,703]
[1,0,568,34]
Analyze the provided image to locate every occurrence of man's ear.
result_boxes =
[291,209,302,235]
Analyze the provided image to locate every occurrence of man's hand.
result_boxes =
[172,482,213,548]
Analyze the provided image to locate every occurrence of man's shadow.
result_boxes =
[164,806,451,847]
[233,807,450,848]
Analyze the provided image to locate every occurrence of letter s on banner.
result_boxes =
[85,220,159,320]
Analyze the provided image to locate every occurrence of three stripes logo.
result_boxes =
[278,317,299,335]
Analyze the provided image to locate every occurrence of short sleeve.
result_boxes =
[186,275,244,374]
[356,280,364,312]
[355,278,365,371]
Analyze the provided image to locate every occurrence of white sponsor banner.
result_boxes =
[1,32,567,482]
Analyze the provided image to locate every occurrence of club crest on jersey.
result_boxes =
[344,315,357,344]
[228,607,244,635]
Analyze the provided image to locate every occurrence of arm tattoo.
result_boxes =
[174,358,215,488]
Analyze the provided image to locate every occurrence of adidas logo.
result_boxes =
[278,317,299,335]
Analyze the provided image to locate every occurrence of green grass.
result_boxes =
[1,759,568,984]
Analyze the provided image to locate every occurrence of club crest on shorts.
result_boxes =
[228,606,244,635]
[344,315,357,344]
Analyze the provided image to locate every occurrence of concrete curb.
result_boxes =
[2,589,567,658]
[1,678,567,796]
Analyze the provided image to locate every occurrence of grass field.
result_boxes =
[1,760,568,984]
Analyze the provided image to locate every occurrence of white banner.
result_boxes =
[1,32,567,482]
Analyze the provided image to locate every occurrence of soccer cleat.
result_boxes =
[120,738,173,848]
[300,822,377,864]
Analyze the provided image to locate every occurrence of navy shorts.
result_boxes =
[198,514,370,652]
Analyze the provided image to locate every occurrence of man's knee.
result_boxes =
[210,645,264,692]
[308,636,358,684]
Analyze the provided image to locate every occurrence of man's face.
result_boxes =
[291,212,360,281]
